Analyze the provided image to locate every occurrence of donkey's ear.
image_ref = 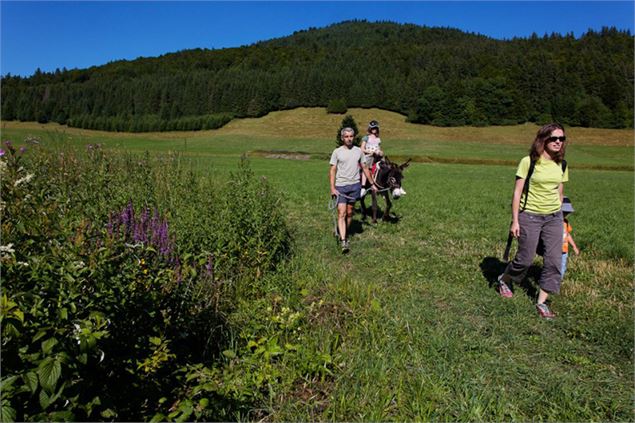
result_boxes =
[400,159,412,170]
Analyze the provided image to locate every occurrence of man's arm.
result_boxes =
[329,165,338,196]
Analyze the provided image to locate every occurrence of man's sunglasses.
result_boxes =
[547,136,567,143]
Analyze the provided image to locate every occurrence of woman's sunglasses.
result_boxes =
[547,136,567,143]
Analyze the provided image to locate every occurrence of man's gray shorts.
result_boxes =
[336,183,361,204]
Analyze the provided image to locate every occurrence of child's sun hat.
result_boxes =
[562,196,574,213]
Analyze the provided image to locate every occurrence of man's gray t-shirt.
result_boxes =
[330,145,363,186]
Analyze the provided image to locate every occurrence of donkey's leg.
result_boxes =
[371,190,378,224]
[382,193,392,221]
[360,193,368,221]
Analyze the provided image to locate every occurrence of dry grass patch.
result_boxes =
[3,111,633,146]
[283,378,331,418]
[563,258,633,309]
[211,108,633,146]
[250,150,311,160]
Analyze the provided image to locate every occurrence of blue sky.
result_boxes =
[1,1,633,77]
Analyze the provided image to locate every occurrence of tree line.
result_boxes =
[1,21,632,131]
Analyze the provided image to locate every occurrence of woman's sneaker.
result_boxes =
[497,274,513,298]
[341,239,350,253]
[536,303,555,320]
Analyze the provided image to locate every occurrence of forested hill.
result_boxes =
[1,21,633,132]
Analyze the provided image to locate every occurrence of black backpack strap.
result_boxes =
[503,231,514,262]
[561,160,567,173]
[520,159,536,212]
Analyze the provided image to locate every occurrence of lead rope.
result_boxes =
[328,195,339,238]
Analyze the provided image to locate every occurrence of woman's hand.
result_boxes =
[510,221,520,238]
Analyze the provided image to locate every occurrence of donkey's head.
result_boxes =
[379,157,411,199]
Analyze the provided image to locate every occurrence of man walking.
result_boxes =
[329,127,376,253]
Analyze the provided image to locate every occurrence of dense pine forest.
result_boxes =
[1,21,633,131]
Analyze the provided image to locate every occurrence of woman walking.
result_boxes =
[498,123,569,319]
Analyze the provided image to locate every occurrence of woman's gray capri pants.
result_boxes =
[504,210,563,294]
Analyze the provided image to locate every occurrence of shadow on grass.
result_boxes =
[348,219,365,237]
[358,207,402,225]
[381,213,402,224]
[479,256,540,300]
[479,257,507,288]
[330,212,365,240]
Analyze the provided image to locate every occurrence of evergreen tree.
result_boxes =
[335,114,361,147]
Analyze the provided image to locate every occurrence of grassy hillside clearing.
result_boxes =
[4,108,634,144]
[2,108,634,170]
[3,108,633,170]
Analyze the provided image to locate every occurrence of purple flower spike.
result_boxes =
[0,149,5,157]
[205,255,214,278]
[19,146,27,154]
[106,213,114,237]
[121,201,134,236]
[133,221,143,243]
[3,141,15,154]
[106,202,177,263]
[141,208,150,236]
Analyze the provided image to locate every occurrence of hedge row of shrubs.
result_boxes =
[65,113,234,132]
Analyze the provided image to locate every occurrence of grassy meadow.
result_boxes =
[1,109,633,421]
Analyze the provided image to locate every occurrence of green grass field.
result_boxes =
[2,110,633,421]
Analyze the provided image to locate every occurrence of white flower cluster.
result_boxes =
[0,243,15,260]
[14,173,34,187]
[0,243,15,254]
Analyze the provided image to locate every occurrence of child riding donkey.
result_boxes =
[359,120,410,223]
[360,120,384,197]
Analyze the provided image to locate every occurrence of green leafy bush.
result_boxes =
[0,141,299,421]
[66,113,234,132]
[327,99,348,114]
